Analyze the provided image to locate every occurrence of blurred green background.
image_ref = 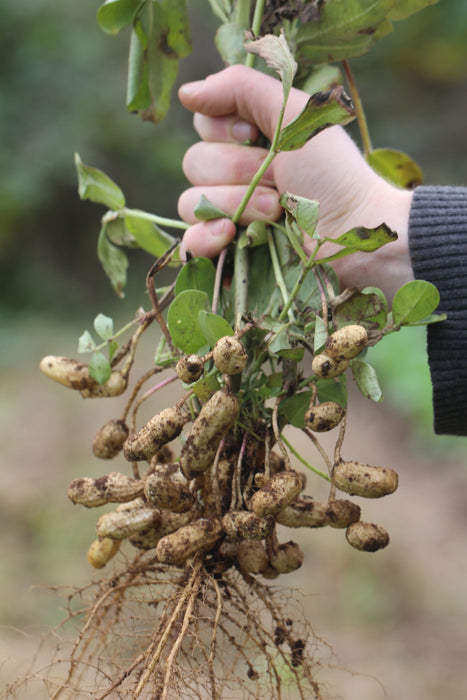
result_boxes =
[1,2,467,698]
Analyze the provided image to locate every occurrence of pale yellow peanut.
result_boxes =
[87,538,121,569]
[346,521,390,552]
[155,518,223,565]
[123,406,184,462]
[250,470,303,518]
[276,495,328,528]
[333,460,398,498]
[68,472,144,508]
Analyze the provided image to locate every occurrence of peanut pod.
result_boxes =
[86,538,121,569]
[304,401,345,432]
[236,541,269,574]
[276,496,328,528]
[144,463,194,513]
[40,356,95,390]
[346,521,390,552]
[212,336,248,375]
[96,503,161,539]
[250,471,303,517]
[312,353,349,378]
[93,419,129,459]
[123,406,184,462]
[129,508,198,550]
[68,472,144,508]
[333,460,398,498]
[80,370,128,398]
[269,541,304,574]
[222,510,275,541]
[179,390,239,479]
[325,324,368,361]
[155,518,223,566]
[176,354,204,383]
[325,499,361,529]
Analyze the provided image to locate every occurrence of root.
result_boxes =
[4,552,332,700]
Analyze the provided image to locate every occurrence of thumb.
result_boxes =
[178,65,307,142]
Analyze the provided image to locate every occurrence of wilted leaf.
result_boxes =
[97,224,129,297]
[89,352,112,385]
[215,22,246,65]
[280,193,320,236]
[124,213,176,256]
[319,224,397,263]
[167,290,209,353]
[198,311,234,347]
[238,221,268,248]
[334,288,388,331]
[295,0,395,65]
[194,194,229,221]
[392,280,440,326]
[367,148,423,188]
[94,313,114,340]
[351,359,383,402]
[78,330,96,353]
[175,257,216,304]
[75,154,125,210]
[244,30,297,100]
[277,87,355,151]
[97,0,140,35]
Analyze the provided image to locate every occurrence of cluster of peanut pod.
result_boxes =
[42,325,399,576]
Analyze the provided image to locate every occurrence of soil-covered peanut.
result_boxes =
[276,496,328,528]
[333,460,398,498]
[80,370,128,398]
[144,463,194,513]
[40,355,95,390]
[92,419,129,459]
[325,324,368,361]
[346,521,390,552]
[236,541,269,574]
[212,336,248,375]
[222,510,275,541]
[68,472,144,508]
[155,518,223,566]
[86,537,121,569]
[123,406,184,462]
[130,508,198,549]
[311,353,349,379]
[176,354,204,383]
[179,390,239,479]
[96,503,161,539]
[304,402,345,432]
[269,541,304,574]
[250,471,303,518]
[325,499,361,529]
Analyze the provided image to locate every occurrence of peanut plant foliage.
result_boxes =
[26,1,447,699]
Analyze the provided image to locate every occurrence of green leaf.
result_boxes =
[191,373,221,402]
[105,217,138,247]
[402,312,447,326]
[277,87,356,151]
[367,148,423,188]
[351,359,383,402]
[94,313,114,340]
[244,30,297,101]
[97,224,129,297]
[315,376,348,408]
[298,64,343,95]
[88,352,112,385]
[78,330,96,353]
[166,290,210,353]
[334,288,388,331]
[175,258,216,305]
[194,194,229,222]
[392,280,440,326]
[124,213,176,257]
[238,221,268,248]
[75,153,125,210]
[215,22,246,65]
[280,193,320,236]
[97,0,141,35]
[268,325,304,361]
[245,245,280,315]
[312,316,328,354]
[295,0,395,65]
[388,0,440,21]
[198,311,234,347]
[108,340,119,362]
[319,224,398,263]
[279,391,314,429]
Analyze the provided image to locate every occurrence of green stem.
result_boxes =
[281,434,331,482]
[234,243,249,331]
[342,60,372,158]
[119,207,189,231]
[267,229,295,323]
[246,0,266,67]
[278,246,318,322]
[231,149,276,225]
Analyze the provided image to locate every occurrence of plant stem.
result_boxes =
[119,207,189,231]
[231,149,276,225]
[234,243,249,330]
[281,434,331,482]
[267,229,295,323]
[246,0,266,67]
[342,60,372,158]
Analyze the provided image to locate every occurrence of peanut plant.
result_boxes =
[24,1,446,698]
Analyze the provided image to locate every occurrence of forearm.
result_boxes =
[408,186,467,435]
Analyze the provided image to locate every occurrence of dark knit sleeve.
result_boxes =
[408,186,467,435]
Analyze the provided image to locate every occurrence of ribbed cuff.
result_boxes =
[408,186,467,435]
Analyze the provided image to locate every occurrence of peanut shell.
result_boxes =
[155,518,223,565]
[304,402,345,432]
[250,471,303,517]
[346,521,390,552]
[325,324,368,361]
[92,419,129,459]
[312,353,349,378]
[276,496,328,528]
[68,472,144,508]
[333,460,398,498]
[123,406,184,462]
[212,336,248,375]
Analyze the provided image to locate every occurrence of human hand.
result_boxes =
[178,65,414,300]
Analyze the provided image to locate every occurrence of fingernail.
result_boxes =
[231,120,255,143]
[209,218,231,238]
[257,193,279,216]
[179,80,205,97]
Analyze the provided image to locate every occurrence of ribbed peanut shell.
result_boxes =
[276,496,328,528]
[333,460,398,498]
[87,538,121,569]
[96,505,161,539]
[304,402,345,432]
[212,336,248,375]
[92,419,129,459]
[250,471,303,517]
[39,356,94,390]
[325,324,368,361]
[325,499,361,529]
[80,370,128,398]
[155,518,223,565]
[222,510,275,541]
[145,463,194,513]
[123,407,184,462]
[346,521,390,552]
[236,541,269,574]
[179,390,239,479]
[68,472,144,508]
[269,541,304,574]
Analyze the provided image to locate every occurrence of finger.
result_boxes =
[193,113,259,143]
[178,185,281,226]
[180,219,236,260]
[182,142,274,187]
[179,65,307,141]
